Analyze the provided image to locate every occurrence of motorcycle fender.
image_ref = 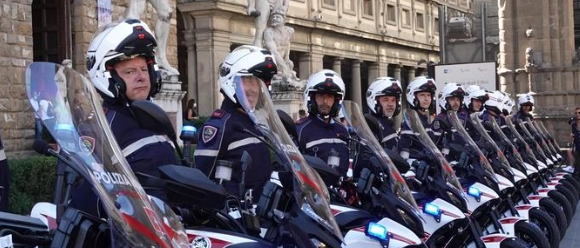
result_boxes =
[498,217,524,236]
[30,202,56,231]
[526,194,544,207]
[480,233,513,248]
[513,204,533,220]
[523,162,538,174]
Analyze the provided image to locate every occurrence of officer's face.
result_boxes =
[378,95,397,117]
[416,92,432,109]
[241,76,260,108]
[471,99,483,112]
[446,96,461,111]
[114,57,151,101]
[521,104,532,113]
[315,93,335,115]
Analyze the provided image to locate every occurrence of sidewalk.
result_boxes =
[560,201,580,247]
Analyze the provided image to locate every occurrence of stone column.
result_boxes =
[368,62,379,84]
[393,63,402,81]
[333,57,343,74]
[194,16,232,116]
[183,29,197,105]
[298,52,311,79]
[351,60,362,108]
[407,66,416,81]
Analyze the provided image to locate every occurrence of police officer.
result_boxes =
[473,91,505,143]
[72,19,179,216]
[431,83,468,159]
[464,85,488,114]
[513,93,535,122]
[568,108,580,174]
[365,77,402,150]
[398,76,437,160]
[194,45,277,200]
[296,69,349,176]
[0,134,8,211]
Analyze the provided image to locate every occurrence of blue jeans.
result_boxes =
[35,118,43,140]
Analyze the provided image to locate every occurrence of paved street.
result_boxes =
[560,201,580,247]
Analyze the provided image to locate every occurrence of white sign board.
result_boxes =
[433,62,497,113]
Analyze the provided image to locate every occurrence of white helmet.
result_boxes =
[464,85,489,112]
[484,90,504,115]
[219,45,277,104]
[438,83,465,111]
[502,93,515,115]
[406,76,437,110]
[366,77,402,116]
[304,69,345,118]
[517,93,534,111]
[86,19,161,101]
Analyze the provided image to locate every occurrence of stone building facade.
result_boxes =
[496,0,580,145]
[177,0,472,117]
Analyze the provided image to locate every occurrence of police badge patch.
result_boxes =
[433,120,440,130]
[79,136,96,154]
[202,125,218,144]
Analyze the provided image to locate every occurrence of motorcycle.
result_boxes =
[462,113,554,248]
[10,61,190,247]
[505,116,575,228]
[402,108,524,248]
[487,115,568,241]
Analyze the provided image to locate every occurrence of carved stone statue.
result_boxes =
[263,8,297,83]
[126,0,179,76]
[525,47,535,69]
[247,0,289,48]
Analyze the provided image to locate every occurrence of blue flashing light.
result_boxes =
[181,125,197,132]
[468,186,481,200]
[366,222,389,241]
[423,202,441,218]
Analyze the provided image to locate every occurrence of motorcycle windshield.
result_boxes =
[515,118,548,160]
[527,118,557,155]
[538,121,562,150]
[402,109,464,195]
[341,101,419,213]
[25,62,188,247]
[468,113,513,173]
[505,116,539,162]
[447,111,497,181]
[487,116,526,165]
[232,75,343,242]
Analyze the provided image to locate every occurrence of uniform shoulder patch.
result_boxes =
[211,110,225,119]
[432,120,440,130]
[202,125,219,144]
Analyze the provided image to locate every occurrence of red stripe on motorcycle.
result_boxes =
[390,232,421,245]
[499,217,520,224]
[481,235,508,243]
[515,205,533,210]
[528,195,543,200]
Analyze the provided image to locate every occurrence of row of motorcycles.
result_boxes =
[0,62,577,248]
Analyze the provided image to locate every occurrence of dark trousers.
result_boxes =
[0,158,9,211]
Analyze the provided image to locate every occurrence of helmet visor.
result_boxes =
[234,75,264,112]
